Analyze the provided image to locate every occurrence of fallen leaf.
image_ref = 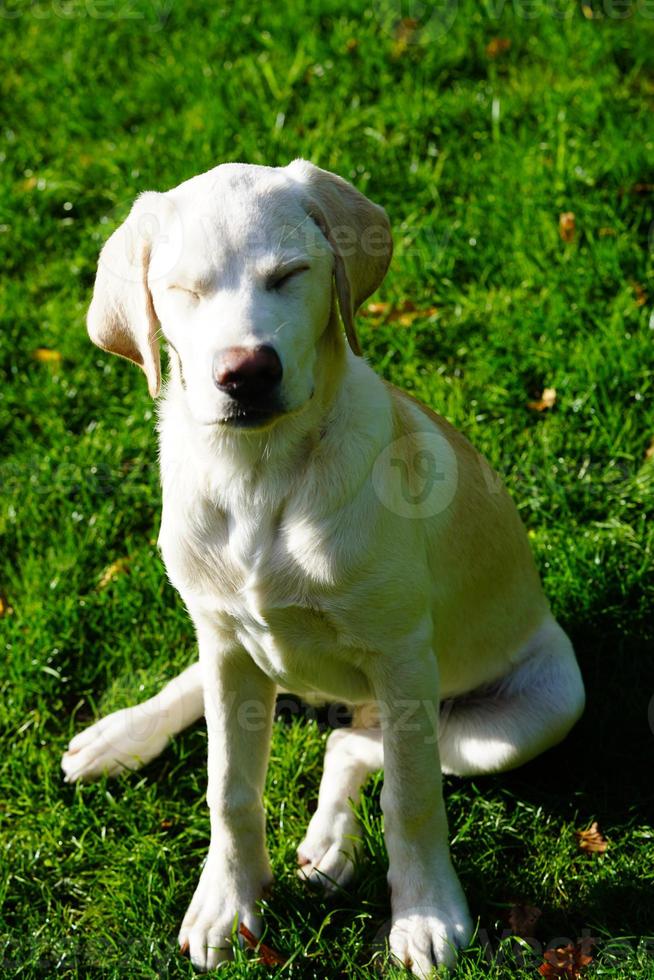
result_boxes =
[631,281,647,307]
[506,902,542,938]
[581,2,594,18]
[387,301,415,322]
[559,212,576,243]
[645,438,654,462]
[33,348,63,364]
[98,558,129,589]
[395,305,439,326]
[160,819,173,829]
[528,387,557,412]
[364,301,390,316]
[363,300,437,325]
[392,17,418,58]
[576,820,608,854]
[538,942,593,978]
[486,37,511,58]
[0,592,13,617]
[239,923,287,966]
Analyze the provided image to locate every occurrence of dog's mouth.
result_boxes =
[213,398,286,430]
[222,406,282,429]
[201,390,314,430]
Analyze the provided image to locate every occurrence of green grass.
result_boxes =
[1,0,654,976]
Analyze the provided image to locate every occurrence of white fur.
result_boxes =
[62,160,585,977]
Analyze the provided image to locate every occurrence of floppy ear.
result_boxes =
[87,191,165,397]
[286,159,392,355]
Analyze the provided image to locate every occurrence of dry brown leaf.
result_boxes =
[363,300,437,325]
[396,306,438,326]
[528,387,557,412]
[33,348,63,364]
[398,313,420,326]
[486,37,511,58]
[559,212,576,243]
[387,300,416,320]
[364,301,390,316]
[392,17,418,58]
[239,923,287,967]
[98,558,129,589]
[576,820,608,854]
[506,902,542,938]
[631,281,647,307]
[0,592,13,618]
[645,437,654,462]
[538,942,593,978]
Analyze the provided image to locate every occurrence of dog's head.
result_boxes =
[87,160,392,429]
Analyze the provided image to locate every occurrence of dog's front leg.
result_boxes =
[179,616,276,972]
[371,646,472,977]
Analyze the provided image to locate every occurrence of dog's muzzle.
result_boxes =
[213,344,283,427]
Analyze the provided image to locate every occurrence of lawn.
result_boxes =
[1,0,653,976]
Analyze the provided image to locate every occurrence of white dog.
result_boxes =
[61,160,585,976]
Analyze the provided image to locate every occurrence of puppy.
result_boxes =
[62,160,585,976]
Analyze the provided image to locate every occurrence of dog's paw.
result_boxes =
[388,900,472,977]
[296,809,361,891]
[178,859,266,972]
[61,706,170,782]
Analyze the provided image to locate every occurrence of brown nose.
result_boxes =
[212,345,282,400]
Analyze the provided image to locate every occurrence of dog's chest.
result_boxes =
[161,495,371,700]
[172,495,323,603]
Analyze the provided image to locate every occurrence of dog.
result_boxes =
[61,160,585,976]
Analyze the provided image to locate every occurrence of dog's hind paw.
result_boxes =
[296,809,361,891]
[61,705,170,782]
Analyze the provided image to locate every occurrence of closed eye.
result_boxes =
[168,285,201,300]
[266,265,310,292]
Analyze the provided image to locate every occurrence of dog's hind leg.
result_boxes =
[438,618,585,777]
[297,706,383,891]
[61,661,204,782]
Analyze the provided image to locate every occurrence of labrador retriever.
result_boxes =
[62,160,585,976]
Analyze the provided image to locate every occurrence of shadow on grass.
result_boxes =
[459,607,654,948]
[500,613,654,821]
